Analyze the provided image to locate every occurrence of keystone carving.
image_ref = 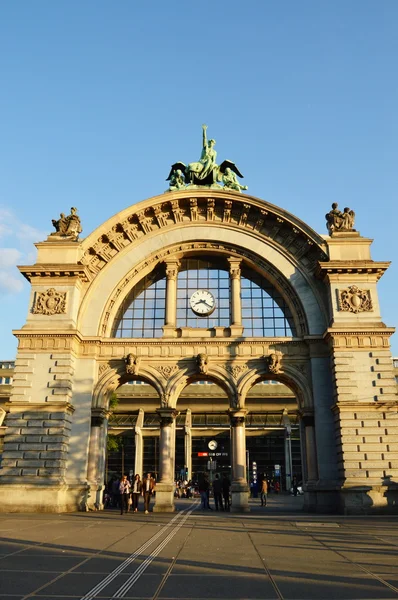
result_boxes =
[32,288,67,315]
[196,353,209,375]
[339,285,373,314]
[125,353,141,375]
[266,353,282,374]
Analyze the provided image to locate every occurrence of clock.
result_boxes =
[190,289,216,316]
[208,440,218,451]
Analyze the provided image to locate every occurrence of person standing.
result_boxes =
[119,475,131,515]
[142,472,155,514]
[222,474,231,511]
[198,475,210,510]
[131,474,142,512]
[212,474,223,511]
[260,475,268,507]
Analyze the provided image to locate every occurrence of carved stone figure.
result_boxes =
[125,353,141,375]
[325,203,355,234]
[267,353,282,374]
[32,288,67,316]
[167,125,247,191]
[50,207,83,240]
[196,353,209,375]
[339,285,373,314]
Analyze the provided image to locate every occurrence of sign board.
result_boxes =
[198,452,208,457]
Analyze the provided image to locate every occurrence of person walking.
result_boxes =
[142,472,155,514]
[131,474,142,512]
[119,475,131,515]
[260,475,268,507]
[212,474,223,511]
[222,474,231,511]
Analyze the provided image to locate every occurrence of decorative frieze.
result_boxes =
[339,285,373,314]
[32,289,67,316]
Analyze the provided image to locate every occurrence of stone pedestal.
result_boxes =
[153,408,178,513]
[228,409,250,512]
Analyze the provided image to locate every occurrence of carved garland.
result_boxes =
[81,196,327,278]
[100,240,310,337]
[32,288,67,315]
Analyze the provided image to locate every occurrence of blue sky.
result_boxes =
[0,1,397,357]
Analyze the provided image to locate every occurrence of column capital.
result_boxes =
[156,407,179,427]
[164,259,181,280]
[227,257,242,279]
[299,410,315,427]
[91,408,111,423]
[227,408,247,427]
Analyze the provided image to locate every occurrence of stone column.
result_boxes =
[184,409,192,480]
[153,408,179,512]
[134,408,144,477]
[302,413,319,484]
[163,259,180,336]
[228,258,243,336]
[87,410,109,510]
[282,409,292,491]
[228,409,249,512]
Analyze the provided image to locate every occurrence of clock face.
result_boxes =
[208,440,218,451]
[190,289,216,316]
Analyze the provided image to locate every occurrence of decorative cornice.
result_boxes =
[316,261,390,281]
[18,264,91,283]
[75,192,328,279]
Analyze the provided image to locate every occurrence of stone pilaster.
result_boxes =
[134,408,144,477]
[153,408,178,512]
[228,258,243,336]
[163,259,180,336]
[228,409,249,512]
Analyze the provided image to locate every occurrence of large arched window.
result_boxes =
[176,258,230,328]
[241,269,296,337]
[112,257,296,338]
[112,270,166,338]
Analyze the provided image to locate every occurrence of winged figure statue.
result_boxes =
[166,125,247,192]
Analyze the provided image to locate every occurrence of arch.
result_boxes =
[92,363,165,410]
[78,231,327,338]
[237,362,313,411]
[165,365,237,409]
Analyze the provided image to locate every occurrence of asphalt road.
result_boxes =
[0,494,397,600]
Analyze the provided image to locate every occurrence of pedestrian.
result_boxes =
[260,475,268,506]
[142,472,156,514]
[212,474,223,511]
[119,475,131,515]
[222,474,231,510]
[198,475,210,510]
[131,474,142,512]
[274,480,280,494]
[292,476,298,497]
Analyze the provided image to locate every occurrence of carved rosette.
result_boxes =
[338,285,373,314]
[98,363,111,377]
[32,288,67,315]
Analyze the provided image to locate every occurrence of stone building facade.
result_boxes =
[0,189,397,513]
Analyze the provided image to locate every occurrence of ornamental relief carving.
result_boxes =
[338,285,373,314]
[81,195,327,279]
[32,288,67,315]
[156,365,179,379]
[225,364,249,380]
